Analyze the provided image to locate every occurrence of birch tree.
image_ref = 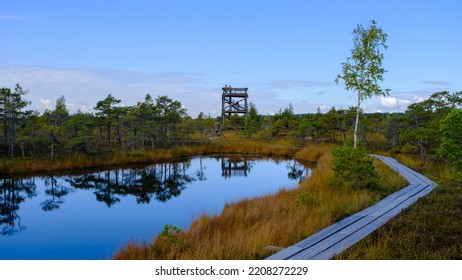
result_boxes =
[336,20,390,148]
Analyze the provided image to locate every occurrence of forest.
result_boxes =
[1,83,461,174]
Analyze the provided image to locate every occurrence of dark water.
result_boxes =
[0,156,311,260]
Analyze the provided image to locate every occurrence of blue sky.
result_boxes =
[1,0,461,117]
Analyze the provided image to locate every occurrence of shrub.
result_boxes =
[297,191,319,207]
[158,224,185,247]
[332,146,378,190]
[439,108,462,172]
[150,224,186,258]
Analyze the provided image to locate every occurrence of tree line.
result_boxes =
[0,86,197,159]
[1,83,461,168]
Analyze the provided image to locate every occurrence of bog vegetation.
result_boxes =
[1,85,461,174]
[2,18,461,259]
[113,144,407,259]
[1,82,461,259]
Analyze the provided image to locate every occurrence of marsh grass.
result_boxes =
[113,144,407,260]
[374,160,409,194]
[2,136,412,260]
[336,182,462,259]
[0,137,295,176]
[336,155,462,259]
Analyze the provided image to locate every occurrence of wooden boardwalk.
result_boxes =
[266,155,437,260]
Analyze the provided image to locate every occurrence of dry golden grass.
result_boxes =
[336,162,462,260]
[0,137,295,176]
[114,144,407,260]
[394,154,425,171]
[374,159,409,194]
[294,143,335,162]
[1,137,408,260]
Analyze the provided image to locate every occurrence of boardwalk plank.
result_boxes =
[306,185,435,260]
[289,193,421,259]
[265,155,436,260]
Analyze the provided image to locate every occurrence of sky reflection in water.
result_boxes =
[0,156,310,259]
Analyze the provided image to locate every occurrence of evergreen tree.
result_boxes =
[244,103,261,138]
[155,95,187,144]
[94,94,121,145]
[439,109,462,171]
[0,84,31,157]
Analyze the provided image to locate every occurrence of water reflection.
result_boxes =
[221,158,254,178]
[0,178,37,235]
[66,161,195,206]
[286,160,311,182]
[0,156,310,237]
[41,176,72,211]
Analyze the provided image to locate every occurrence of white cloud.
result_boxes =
[0,66,213,115]
[366,96,413,113]
[67,103,89,112]
[413,95,425,103]
[4,66,444,116]
[40,98,50,108]
[318,105,330,113]
[379,96,399,109]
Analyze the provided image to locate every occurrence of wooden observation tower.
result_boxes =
[221,85,248,124]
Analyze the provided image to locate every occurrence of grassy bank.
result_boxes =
[336,157,462,259]
[113,144,407,260]
[0,137,296,176]
[3,135,421,259]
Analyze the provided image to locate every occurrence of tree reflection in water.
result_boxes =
[65,160,195,206]
[40,176,72,211]
[0,178,36,235]
[1,157,310,236]
[286,160,311,182]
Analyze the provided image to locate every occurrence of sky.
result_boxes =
[1,0,461,117]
